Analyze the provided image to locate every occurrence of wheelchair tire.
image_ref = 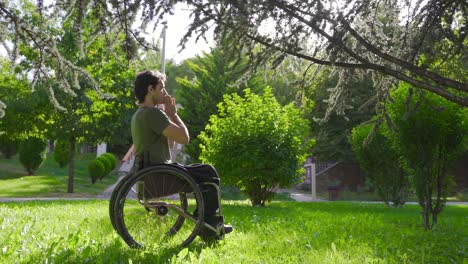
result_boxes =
[110,164,205,248]
[109,173,131,233]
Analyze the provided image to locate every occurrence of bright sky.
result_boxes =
[159,4,214,63]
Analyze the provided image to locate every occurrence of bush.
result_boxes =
[350,123,409,207]
[88,159,105,184]
[96,156,112,179]
[200,88,312,206]
[101,153,117,170]
[53,140,71,168]
[18,137,47,175]
[0,134,19,159]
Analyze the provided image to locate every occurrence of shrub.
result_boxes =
[200,88,312,206]
[18,137,47,175]
[350,123,409,207]
[88,159,105,184]
[53,140,71,168]
[97,156,112,179]
[101,153,117,170]
[0,134,18,159]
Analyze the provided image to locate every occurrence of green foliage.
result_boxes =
[53,140,71,168]
[101,153,117,170]
[305,69,376,161]
[0,134,18,159]
[88,159,106,184]
[0,59,52,141]
[96,156,112,179]
[387,84,468,229]
[18,137,47,175]
[350,123,409,207]
[176,49,246,162]
[200,88,312,206]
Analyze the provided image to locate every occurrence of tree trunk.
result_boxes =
[67,137,76,193]
[422,198,431,231]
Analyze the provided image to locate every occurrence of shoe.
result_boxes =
[223,224,233,234]
[199,224,233,238]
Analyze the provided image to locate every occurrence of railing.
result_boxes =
[315,161,339,176]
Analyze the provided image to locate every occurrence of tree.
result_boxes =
[199,88,311,206]
[305,68,376,161]
[0,0,144,117]
[48,35,135,193]
[2,0,465,120]
[350,123,409,207]
[387,84,467,230]
[12,4,137,193]
[166,0,465,106]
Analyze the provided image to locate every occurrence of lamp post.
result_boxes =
[161,21,167,74]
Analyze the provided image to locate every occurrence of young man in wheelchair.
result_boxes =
[130,70,233,239]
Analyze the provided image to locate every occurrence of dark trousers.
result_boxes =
[184,164,221,222]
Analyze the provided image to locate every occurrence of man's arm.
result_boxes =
[122,144,135,163]
[163,114,189,144]
[162,96,190,144]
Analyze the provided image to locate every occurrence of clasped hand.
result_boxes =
[163,95,177,116]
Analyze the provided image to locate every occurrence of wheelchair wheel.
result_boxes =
[110,164,205,248]
[109,173,131,232]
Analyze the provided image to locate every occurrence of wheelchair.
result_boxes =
[109,163,226,248]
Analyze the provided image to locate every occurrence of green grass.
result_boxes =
[0,154,120,197]
[0,200,466,263]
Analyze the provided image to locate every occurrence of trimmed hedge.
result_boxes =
[88,159,105,184]
[101,153,117,170]
[19,137,47,175]
[97,156,112,177]
[89,152,118,184]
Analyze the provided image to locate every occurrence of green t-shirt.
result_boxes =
[131,106,171,163]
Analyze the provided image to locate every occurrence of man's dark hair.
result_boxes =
[134,70,166,103]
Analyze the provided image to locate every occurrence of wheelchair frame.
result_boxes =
[109,163,226,248]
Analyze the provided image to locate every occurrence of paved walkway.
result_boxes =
[96,160,133,199]
[96,171,127,199]
[279,189,327,202]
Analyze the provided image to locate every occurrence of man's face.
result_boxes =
[150,80,167,105]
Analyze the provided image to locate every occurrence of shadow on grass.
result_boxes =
[0,176,64,197]
[34,239,218,264]
[4,200,467,263]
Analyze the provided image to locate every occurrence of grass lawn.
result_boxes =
[0,154,120,197]
[0,200,466,263]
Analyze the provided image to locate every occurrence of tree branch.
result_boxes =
[338,17,468,92]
